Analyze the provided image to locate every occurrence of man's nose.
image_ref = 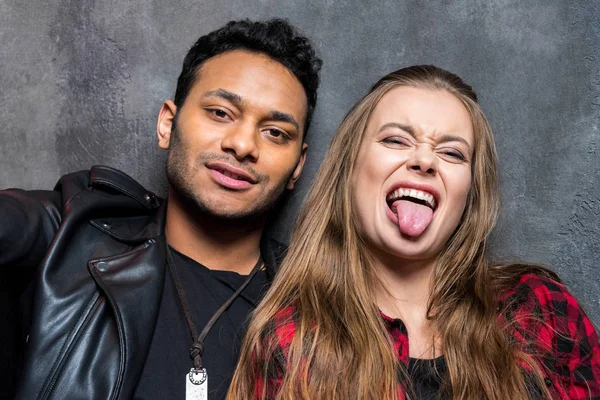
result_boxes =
[406,145,437,175]
[220,121,259,161]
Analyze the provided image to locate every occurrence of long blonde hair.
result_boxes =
[228,65,555,399]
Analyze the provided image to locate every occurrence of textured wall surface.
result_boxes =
[1,0,598,324]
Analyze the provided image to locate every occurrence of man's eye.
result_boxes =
[265,128,290,141]
[206,108,230,119]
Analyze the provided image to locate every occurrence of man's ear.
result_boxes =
[286,143,308,190]
[157,100,177,149]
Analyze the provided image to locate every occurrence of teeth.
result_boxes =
[386,187,437,209]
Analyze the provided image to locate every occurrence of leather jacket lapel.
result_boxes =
[89,237,167,399]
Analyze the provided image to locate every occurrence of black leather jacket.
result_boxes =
[1,166,284,400]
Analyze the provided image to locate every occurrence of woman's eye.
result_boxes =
[442,149,466,161]
[382,137,409,146]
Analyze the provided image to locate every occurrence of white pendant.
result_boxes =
[186,368,208,400]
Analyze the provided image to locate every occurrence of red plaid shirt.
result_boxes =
[255,274,600,399]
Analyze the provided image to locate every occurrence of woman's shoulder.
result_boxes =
[270,304,300,339]
[498,272,587,323]
[498,272,598,355]
[498,272,577,314]
[500,271,564,296]
[261,303,300,362]
[498,274,600,397]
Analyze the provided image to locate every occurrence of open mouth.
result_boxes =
[385,185,440,237]
[386,188,437,214]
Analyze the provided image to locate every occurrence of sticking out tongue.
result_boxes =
[392,200,434,237]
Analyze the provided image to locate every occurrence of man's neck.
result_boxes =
[165,189,265,275]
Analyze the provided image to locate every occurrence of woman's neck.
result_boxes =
[372,253,442,358]
[373,252,435,309]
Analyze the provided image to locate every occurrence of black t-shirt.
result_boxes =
[133,247,270,400]
[408,356,446,400]
[407,356,542,399]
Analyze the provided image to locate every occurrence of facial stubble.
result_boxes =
[166,126,297,224]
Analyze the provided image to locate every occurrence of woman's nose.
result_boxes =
[406,145,437,175]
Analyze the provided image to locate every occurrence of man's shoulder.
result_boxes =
[55,165,161,209]
[56,166,166,243]
[261,236,288,270]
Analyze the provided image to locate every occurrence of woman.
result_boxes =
[227,65,600,399]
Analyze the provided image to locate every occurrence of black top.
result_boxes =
[408,356,446,400]
[133,247,269,400]
[406,356,543,399]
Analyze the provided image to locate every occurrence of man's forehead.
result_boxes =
[194,50,300,93]
[188,50,308,125]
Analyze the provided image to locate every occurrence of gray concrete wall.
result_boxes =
[1,0,598,323]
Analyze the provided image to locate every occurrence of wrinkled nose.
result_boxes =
[407,145,437,175]
[220,121,259,161]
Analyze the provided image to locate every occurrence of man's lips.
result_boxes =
[207,161,257,190]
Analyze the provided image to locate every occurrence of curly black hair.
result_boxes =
[173,18,322,136]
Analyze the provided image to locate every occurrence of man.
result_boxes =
[1,18,321,399]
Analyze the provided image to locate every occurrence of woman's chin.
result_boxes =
[370,235,443,265]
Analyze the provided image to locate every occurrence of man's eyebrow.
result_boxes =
[268,111,300,132]
[203,89,243,105]
[379,122,471,148]
[201,89,300,133]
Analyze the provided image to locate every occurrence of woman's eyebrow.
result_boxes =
[378,122,415,135]
[437,134,471,149]
[379,123,472,148]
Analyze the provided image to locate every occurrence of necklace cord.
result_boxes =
[166,247,263,370]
